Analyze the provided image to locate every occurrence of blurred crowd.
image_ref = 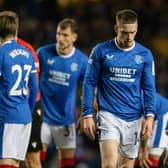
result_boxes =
[1,0,168,95]
[1,0,168,167]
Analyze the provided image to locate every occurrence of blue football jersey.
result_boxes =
[149,93,168,148]
[37,43,88,125]
[82,38,156,121]
[0,40,38,123]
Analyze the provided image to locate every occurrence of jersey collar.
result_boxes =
[114,38,135,51]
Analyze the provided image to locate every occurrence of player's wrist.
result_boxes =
[145,113,154,119]
[82,109,94,118]
[82,115,93,119]
[146,115,154,122]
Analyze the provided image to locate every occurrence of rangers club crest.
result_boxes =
[71,62,78,72]
[134,55,142,64]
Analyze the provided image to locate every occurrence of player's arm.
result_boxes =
[77,55,97,124]
[138,118,153,168]
[76,54,88,120]
[77,87,98,137]
[141,50,156,139]
[28,60,38,112]
[80,45,101,140]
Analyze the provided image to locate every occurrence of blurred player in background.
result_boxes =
[17,38,42,168]
[0,11,38,168]
[135,92,168,168]
[37,18,88,168]
[79,9,156,168]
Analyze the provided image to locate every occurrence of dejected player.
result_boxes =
[79,9,156,168]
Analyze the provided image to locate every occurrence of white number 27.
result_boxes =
[10,64,32,96]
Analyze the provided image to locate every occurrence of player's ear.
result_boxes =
[72,33,78,42]
[114,25,118,34]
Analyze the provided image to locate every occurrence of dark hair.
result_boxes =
[57,18,78,34]
[0,10,19,38]
[116,9,137,24]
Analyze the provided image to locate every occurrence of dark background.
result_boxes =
[1,0,168,95]
[1,1,168,167]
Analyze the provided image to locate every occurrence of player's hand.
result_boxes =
[141,116,153,140]
[83,117,96,140]
[78,117,96,141]
[139,148,152,168]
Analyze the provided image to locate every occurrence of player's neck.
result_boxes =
[0,36,16,45]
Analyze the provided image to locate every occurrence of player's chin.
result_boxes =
[125,41,133,47]
[58,45,66,50]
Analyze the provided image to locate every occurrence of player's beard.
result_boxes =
[120,40,134,48]
[61,44,71,50]
[57,43,73,54]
